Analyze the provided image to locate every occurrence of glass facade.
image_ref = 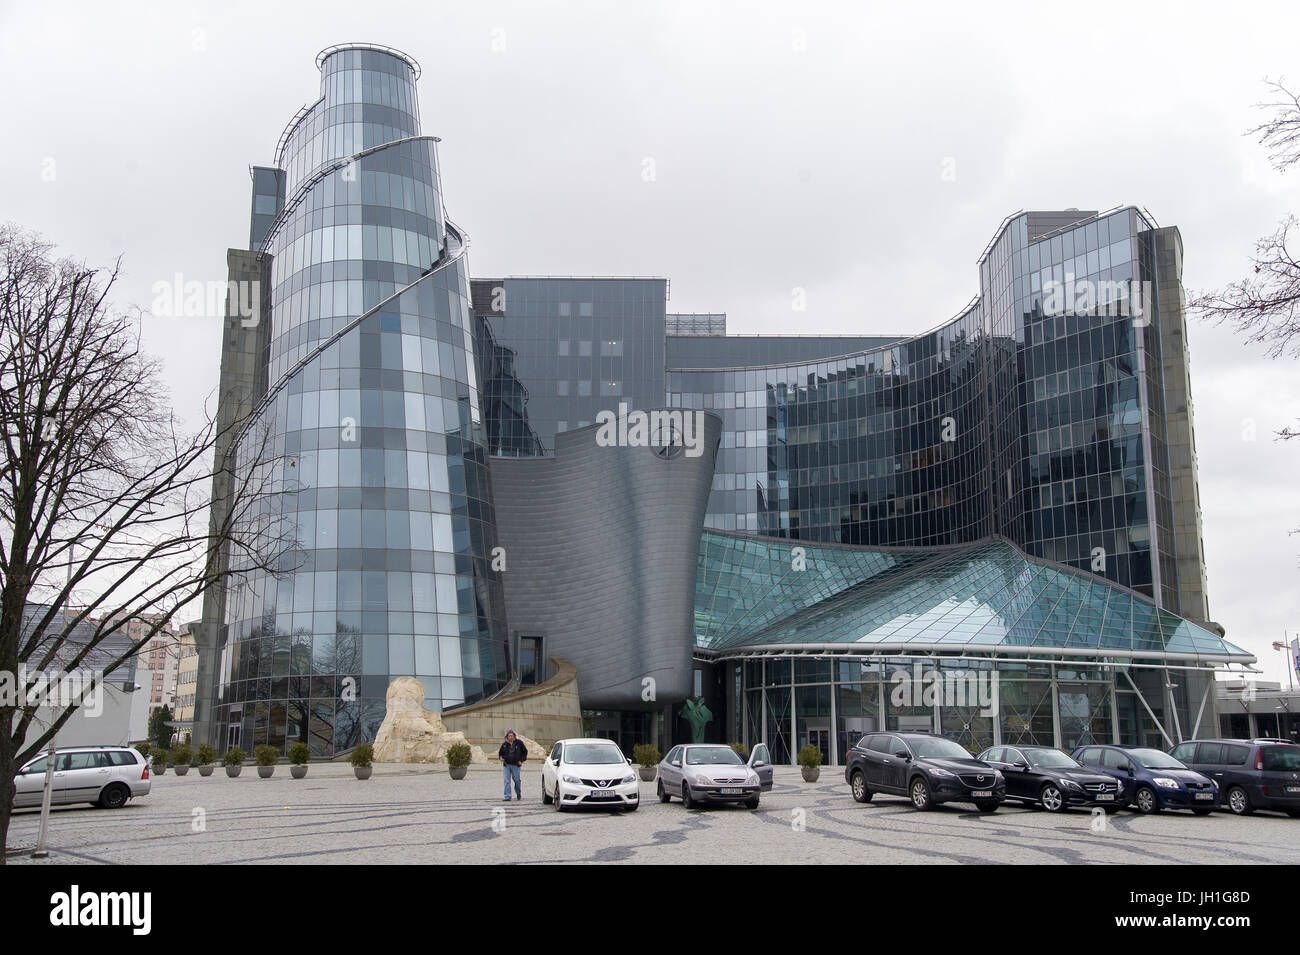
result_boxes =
[213,46,508,757]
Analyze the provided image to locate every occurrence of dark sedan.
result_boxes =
[1072,744,1218,814]
[845,732,1005,812]
[978,745,1125,812]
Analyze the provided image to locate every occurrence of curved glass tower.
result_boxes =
[212,45,509,756]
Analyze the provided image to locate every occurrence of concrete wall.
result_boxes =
[442,658,583,754]
[490,411,721,709]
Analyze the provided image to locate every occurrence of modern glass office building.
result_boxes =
[195,47,1250,761]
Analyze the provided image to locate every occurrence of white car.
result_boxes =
[12,746,151,810]
[541,738,640,812]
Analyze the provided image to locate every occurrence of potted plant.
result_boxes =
[223,747,245,777]
[134,742,151,760]
[151,749,168,777]
[289,742,311,779]
[254,744,279,778]
[633,744,660,781]
[446,742,471,779]
[172,744,192,776]
[350,742,374,780]
[729,742,749,760]
[196,743,216,776]
[797,743,823,782]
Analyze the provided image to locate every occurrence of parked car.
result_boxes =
[845,732,1005,812]
[1071,744,1217,814]
[12,746,150,810]
[977,745,1124,812]
[1168,738,1300,817]
[657,744,763,808]
[541,738,640,812]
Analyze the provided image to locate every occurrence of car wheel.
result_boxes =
[1039,784,1066,813]
[744,796,759,809]
[657,779,672,803]
[542,779,552,805]
[909,777,933,811]
[553,782,566,812]
[1226,786,1253,815]
[850,769,873,803]
[98,783,129,810]
[682,783,696,810]
[1134,785,1159,814]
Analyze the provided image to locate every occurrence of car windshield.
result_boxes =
[1261,746,1300,771]
[1131,749,1185,769]
[1026,749,1079,769]
[685,747,744,766]
[911,738,972,760]
[563,743,625,765]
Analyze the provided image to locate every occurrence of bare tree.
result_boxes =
[1190,78,1300,439]
[0,224,291,858]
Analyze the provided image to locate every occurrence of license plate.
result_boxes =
[588,790,617,799]
[1287,787,1300,794]
[1194,792,1214,800]
[971,790,994,797]
[720,787,743,795]
[1095,793,1115,801]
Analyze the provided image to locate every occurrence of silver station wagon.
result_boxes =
[12,746,151,810]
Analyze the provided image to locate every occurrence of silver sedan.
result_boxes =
[657,744,763,809]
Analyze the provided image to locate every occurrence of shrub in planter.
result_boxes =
[150,749,168,776]
[632,744,661,781]
[254,744,279,778]
[134,742,151,759]
[350,742,374,780]
[445,742,472,780]
[172,744,192,776]
[196,743,216,776]
[729,742,749,760]
[289,742,311,779]
[797,743,824,782]
[223,747,245,777]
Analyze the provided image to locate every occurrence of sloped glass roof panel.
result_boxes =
[695,531,1252,662]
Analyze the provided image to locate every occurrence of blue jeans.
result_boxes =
[503,763,521,799]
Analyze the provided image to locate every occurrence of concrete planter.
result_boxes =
[174,764,190,776]
[353,766,372,780]
[290,764,308,779]
[638,766,657,782]
[152,764,166,776]
[448,764,468,780]
[197,765,214,777]
[257,765,275,778]
[225,764,242,778]
[800,766,820,783]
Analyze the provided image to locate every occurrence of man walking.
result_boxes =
[499,729,527,801]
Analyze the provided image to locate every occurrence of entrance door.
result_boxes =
[806,728,830,764]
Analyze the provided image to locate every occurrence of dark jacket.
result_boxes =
[499,738,528,766]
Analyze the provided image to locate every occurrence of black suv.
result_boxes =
[845,732,1006,812]
[1169,739,1300,817]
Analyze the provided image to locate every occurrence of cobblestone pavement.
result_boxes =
[8,764,1299,864]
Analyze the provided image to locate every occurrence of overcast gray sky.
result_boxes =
[3,0,1298,684]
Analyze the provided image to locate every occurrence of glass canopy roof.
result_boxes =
[694,532,1251,662]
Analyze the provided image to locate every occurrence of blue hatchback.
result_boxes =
[1071,744,1218,814]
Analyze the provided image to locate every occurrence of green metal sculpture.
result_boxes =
[682,696,713,743]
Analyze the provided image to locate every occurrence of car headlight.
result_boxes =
[563,775,581,785]
[930,767,954,778]
[695,774,714,786]
[1153,776,1180,789]
[1060,778,1083,790]
[622,775,635,785]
